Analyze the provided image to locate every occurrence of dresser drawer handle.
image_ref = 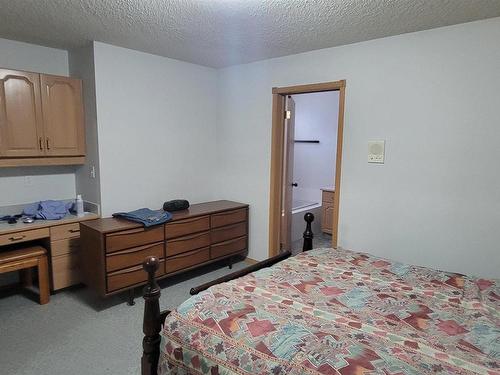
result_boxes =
[109,227,144,236]
[171,232,208,242]
[213,222,242,231]
[69,229,80,233]
[170,216,208,225]
[213,236,246,246]
[9,235,26,241]
[107,242,161,256]
[214,211,235,217]
[172,247,206,259]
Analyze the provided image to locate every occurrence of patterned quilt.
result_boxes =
[158,248,500,374]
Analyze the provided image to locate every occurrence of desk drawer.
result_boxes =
[52,252,81,290]
[107,260,165,292]
[105,226,164,253]
[165,215,209,240]
[51,237,80,257]
[166,247,210,274]
[50,223,81,241]
[211,236,247,259]
[0,228,49,246]
[106,242,164,272]
[166,231,210,257]
[211,208,247,228]
[211,222,247,244]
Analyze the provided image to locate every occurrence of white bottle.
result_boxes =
[76,194,84,217]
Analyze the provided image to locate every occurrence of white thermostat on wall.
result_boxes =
[368,140,385,164]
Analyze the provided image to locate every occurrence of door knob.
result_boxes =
[292,183,298,187]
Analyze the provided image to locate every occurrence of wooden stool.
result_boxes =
[0,245,50,304]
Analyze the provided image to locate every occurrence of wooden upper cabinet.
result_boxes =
[0,69,44,157]
[0,68,86,166]
[40,74,85,156]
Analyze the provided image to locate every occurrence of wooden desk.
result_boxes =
[80,200,249,298]
[0,213,99,290]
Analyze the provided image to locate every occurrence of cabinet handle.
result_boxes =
[39,137,43,150]
[46,138,50,150]
[69,229,80,233]
[9,235,26,241]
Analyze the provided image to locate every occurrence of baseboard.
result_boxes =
[244,257,258,265]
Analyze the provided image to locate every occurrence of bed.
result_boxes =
[141,215,499,375]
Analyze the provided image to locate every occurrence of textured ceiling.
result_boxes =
[0,0,499,68]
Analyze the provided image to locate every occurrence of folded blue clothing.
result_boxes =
[23,200,73,220]
[112,208,172,227]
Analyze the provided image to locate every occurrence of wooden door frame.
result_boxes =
[268,80,346,257]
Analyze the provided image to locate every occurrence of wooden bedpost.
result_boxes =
[142,256,161,375]
[303,212,314,251]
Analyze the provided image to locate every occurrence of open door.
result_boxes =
[269,80,346,258]
[280,95,295,251]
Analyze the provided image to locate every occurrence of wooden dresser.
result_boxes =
[321,188,335,234]
[79,200,249,297]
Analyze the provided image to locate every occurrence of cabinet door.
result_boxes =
[322,204,334,234]
[40,74,85,156]
[0,69,44,157]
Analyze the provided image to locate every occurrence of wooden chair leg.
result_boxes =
[21,267,33,287]
[37,255,50,305]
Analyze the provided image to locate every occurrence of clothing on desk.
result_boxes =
[0,214,22,224]
[23,200,73,220]
[112,208,172,227]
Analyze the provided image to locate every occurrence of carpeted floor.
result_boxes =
[0,259,247,375]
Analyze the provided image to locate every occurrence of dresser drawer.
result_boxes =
[106,242,164,272]
[50,222,81,241]
[0,228,49,246]
[51,237,80,257]
[322,190,334,203]
[107,260,165,292]
[165,215,210,240]
[211,222,247,244]
[166,231,210,257]
[166,247,210,274]
[105,226,164,253]
[211,208,247,228]
[51,252,81,290]
[211,236,247,259]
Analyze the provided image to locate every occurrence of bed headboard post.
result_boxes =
[141,256,161,375]
[302,212,314,251]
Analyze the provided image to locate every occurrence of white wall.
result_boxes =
[0,38,76,206]
[0,38,68,75]
[292,91,338,205]
[215,17,500,278]
[93,42,218,216]
[69,44,101,206]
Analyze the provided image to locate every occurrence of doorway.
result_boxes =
[268,81,346,257]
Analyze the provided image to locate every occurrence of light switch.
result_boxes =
[368,140,385,164]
